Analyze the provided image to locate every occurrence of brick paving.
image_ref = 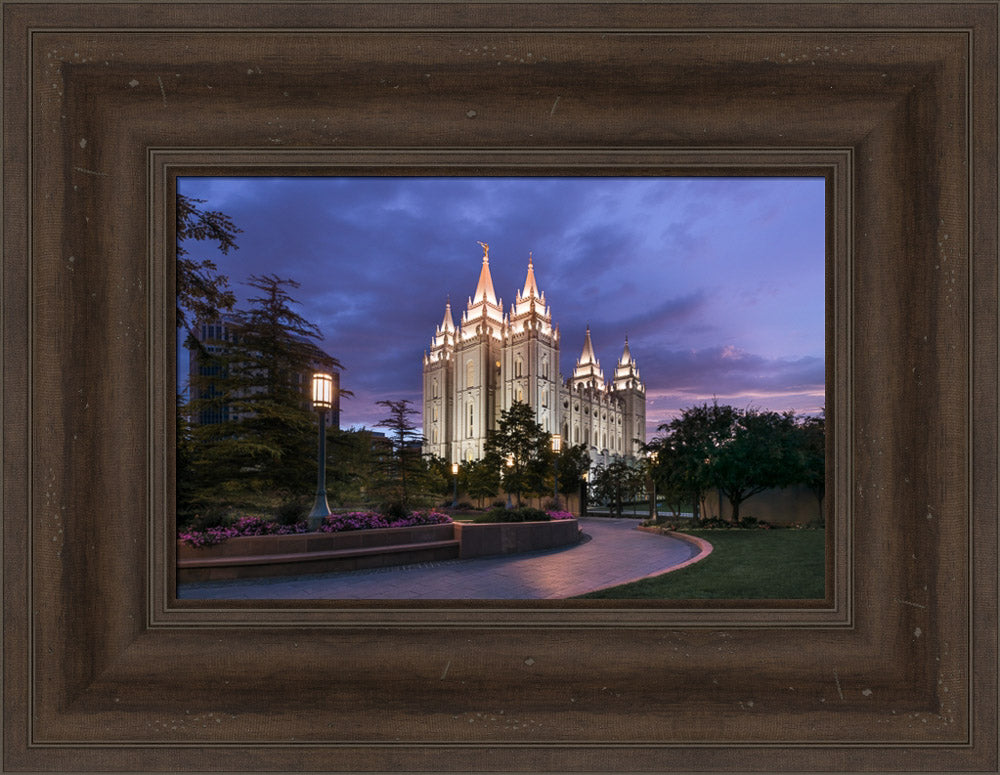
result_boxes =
[176,517,702,600]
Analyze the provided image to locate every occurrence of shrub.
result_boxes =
[546,510,575,521]
[274,498,308,526]
[484,506,550,523]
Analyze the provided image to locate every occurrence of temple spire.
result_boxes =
[620,334,632,365]
[521,251,539,299]
[472,241,498,306]
[579,325,598,365]
[439,297,455,333]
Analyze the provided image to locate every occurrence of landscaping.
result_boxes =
[178,510,452,548]
[576,527,825,599]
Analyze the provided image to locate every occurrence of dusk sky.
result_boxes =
[177,176,825,438]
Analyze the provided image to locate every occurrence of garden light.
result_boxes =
[311,371,334,410]
[308,372,334,529]
[551,434,562,508]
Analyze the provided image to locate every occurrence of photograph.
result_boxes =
[174,176,827,600]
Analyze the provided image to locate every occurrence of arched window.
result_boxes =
[432,379,439,398]
[466,360,475,387]
[514,355,523,377]
[467,403,474,438]
[517,387,524,402]
[541,355,549,379]
[541,389,547,408]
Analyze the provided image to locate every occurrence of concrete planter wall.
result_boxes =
[177,519,580,582]
[453,519,580,559]
[177,523,459,582]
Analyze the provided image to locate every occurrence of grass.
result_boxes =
[575,528,826,599]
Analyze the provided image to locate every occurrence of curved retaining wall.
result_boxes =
[454,519,581,558]
[177,519,580,582]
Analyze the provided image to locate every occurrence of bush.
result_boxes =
[484,506,550,523]
[273,498,308,526]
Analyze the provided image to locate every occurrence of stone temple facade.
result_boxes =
[422,243,645,466]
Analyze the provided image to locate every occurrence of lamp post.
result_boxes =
[580,469,589,516]
[645,450,660,522]
[307,372,334,531]
[550,434,562,509]
[505,454,514,509]
[451,462,459,508]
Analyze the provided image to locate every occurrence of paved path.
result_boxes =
[176,517,703,600]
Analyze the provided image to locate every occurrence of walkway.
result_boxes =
[176,517,704,600]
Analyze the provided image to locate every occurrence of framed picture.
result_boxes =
[3,2,996,772]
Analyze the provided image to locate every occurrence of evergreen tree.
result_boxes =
[484,401,550,506]
[176,194,240,334]
[182,275,341,513]
[374,399,426,515]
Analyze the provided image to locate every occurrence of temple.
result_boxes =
[422,243,645,466]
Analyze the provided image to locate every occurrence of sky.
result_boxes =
[177,176,825,439]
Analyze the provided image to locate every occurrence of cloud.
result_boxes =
[177,176,826,434]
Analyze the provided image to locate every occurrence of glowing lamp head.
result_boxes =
[506,455,514,468]
[451,462,459,475]
[311,372,334,410]
[551,434,562,453]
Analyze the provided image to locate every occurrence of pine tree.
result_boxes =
[374,399,426,515]
[484,401,550,507]
[183,275,342,514]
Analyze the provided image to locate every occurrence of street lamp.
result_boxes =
[550,434,562,509]
[505,454,514,509]
[646,449,659,522]
[451,462,459,508]
[580,468,589,516]
[307,372,334,531]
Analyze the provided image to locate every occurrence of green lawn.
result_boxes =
[575,528,826,599]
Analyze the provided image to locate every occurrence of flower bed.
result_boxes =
[179,510,452,548]
[178,515,308,548]
[318,510,452,533]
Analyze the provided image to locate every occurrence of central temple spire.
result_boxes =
[472,241,498,306]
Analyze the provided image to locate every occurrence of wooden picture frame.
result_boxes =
[2,2,996,772]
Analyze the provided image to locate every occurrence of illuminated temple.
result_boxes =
[422,243,645,466]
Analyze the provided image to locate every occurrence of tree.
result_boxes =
[797,411,826,522]
[590,459,643,517]
[555,443,591,497]
[711,408,803,521]
[483,401,550,506]
[182,275,342,512]
[462,457,502,508]
[375,399,426,515]
[323,427,381,507]
[651,401,738,520]
[176,194,240,334]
